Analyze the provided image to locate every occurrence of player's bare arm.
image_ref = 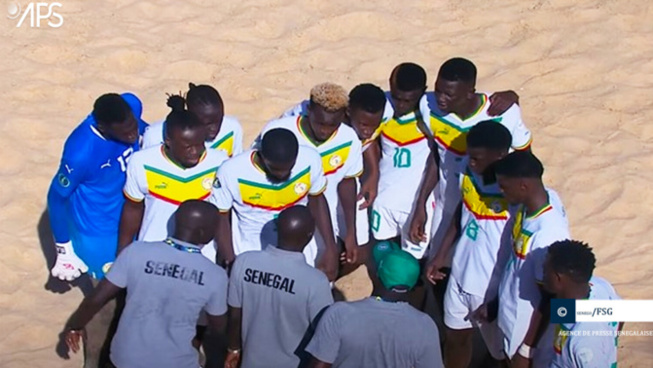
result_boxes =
[487,90,520,116]
[64,279,123,353]
[224,306,242,368]
[358,141,380,210]
[308,358,332,368]
[215,210,234,267]
[117,198,144,254]
[337,177,358,264]
[425,203,462,284]
[308,193,338,281]
[407,153,439,244]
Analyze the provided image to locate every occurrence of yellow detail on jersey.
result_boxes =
[553,324,569,355]
[361,118,386,149]
[461,173,508,220]
[321,141,352,175]
[210,131,235,157]
[144,165,218,205]
[429,94,493,155]
[380,114,425,146]
[238,167,312,211]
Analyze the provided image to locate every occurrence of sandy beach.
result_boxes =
[1,0,652,366]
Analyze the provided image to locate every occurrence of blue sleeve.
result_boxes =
[47,131,92,243]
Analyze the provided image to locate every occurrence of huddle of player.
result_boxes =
[49,57,622,368]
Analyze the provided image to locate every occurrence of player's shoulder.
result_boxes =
[130,145,161,166]
[545,188,569,223]
[337,123,361,143]
[297,144,322,163]
[264,116,298,132]
[222,115,243,131]
[589,276,620,300]
[205,146,230,165]
[144,120,164,133]
[219,150,252,175]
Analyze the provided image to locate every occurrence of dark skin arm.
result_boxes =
[337,177,358,264]
[307,357,332,368]
[215,210,235,268]
[488,90,520,116]
[224,306,242,368]
[117,198,144,254]
[511,286,550,368]
[308,193,338,281]
[358,141,380,210]
[64,279,123,353]
[407,152,439,243]
[424,203,462,283]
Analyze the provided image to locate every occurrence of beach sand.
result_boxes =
[1,0,652,366]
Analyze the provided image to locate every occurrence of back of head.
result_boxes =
[186,82,223,108]
[392,62,427,92]
[438,57,477,85]
[277,205,315,251]
[467,120,512,152]
[376,249,420,292]
[349,83,386,114]
[164,95,203,138]
[494,150,544,179]
[548,240,596,284]
[260,128,299,164]
[93,93,132,125]
[309,83,349,112]
[174,200,219,244]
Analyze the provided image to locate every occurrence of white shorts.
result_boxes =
[444,273,504,360]
[426,200,457,262]
[370,196,435,259]
[336,197,370,245]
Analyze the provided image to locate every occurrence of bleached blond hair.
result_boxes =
[309,83,348,112]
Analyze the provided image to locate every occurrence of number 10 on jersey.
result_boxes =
[393,147,411,168]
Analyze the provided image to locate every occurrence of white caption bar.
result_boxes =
[576,300,653,322]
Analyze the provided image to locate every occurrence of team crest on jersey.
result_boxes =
[102,262,113,274]
[329,155,342,168]
[202,177,214,190]
[294,182,308,195]
[58,173,70,188]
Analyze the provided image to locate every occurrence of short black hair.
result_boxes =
[92,93,132,125]
[467,120,512,152]
[261,128,299,164]
[548,240,596,283]
[438,57,477,85]
[164,96,203,138]
[494,151,544,179]
[349,83,386,114]
[394,63,427,92]
[187,83,223,108]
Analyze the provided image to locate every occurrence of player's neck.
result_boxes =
[299,116,320,145]
[163,146,190,169]
[456,94,482,120]
[561,283,591,300]
[524,187,549,216]
[171,231,200,246]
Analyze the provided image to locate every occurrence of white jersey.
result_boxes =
[451,164,514,298]
[210,147,327,261]
[375,97,432,213]
[551,276,620,368]
[423,92,532,215]
[142,116,244,157]
[254,116,363,232]
[123,146,228,242]
[497,188,570,358]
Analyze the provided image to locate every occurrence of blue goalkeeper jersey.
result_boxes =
[47,93,147,277]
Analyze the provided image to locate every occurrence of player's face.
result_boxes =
[496,175,525,205]
[307,104,345,143]
[467,147,506,176]
[542,254,561,295]
[261,156,295,184]
[434,78,474,115]
[389,85,423,117]
[166,128,206,168]
[190,103,224,141]
[348,108,383,141]
[104,114,139,145]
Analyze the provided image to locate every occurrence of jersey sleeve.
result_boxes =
[231,119,244,156]
[504,105,532,150]
[227,255,245,308]
[308,150,328,196]
[123,153,147,202]
[104,244,132,288]
[305,304,342,364]
[567,334,614,368]
[141,123,163,149]
[205,267,228,316]
[343,138,364,179]
[279,100,309,118]
[47,132,93,243]
[210,164,235,212]
[308,274,334,320]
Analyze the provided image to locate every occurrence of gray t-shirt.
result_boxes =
[106,239,228,368]
[228,246,333,368]
[306,298,444,368]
